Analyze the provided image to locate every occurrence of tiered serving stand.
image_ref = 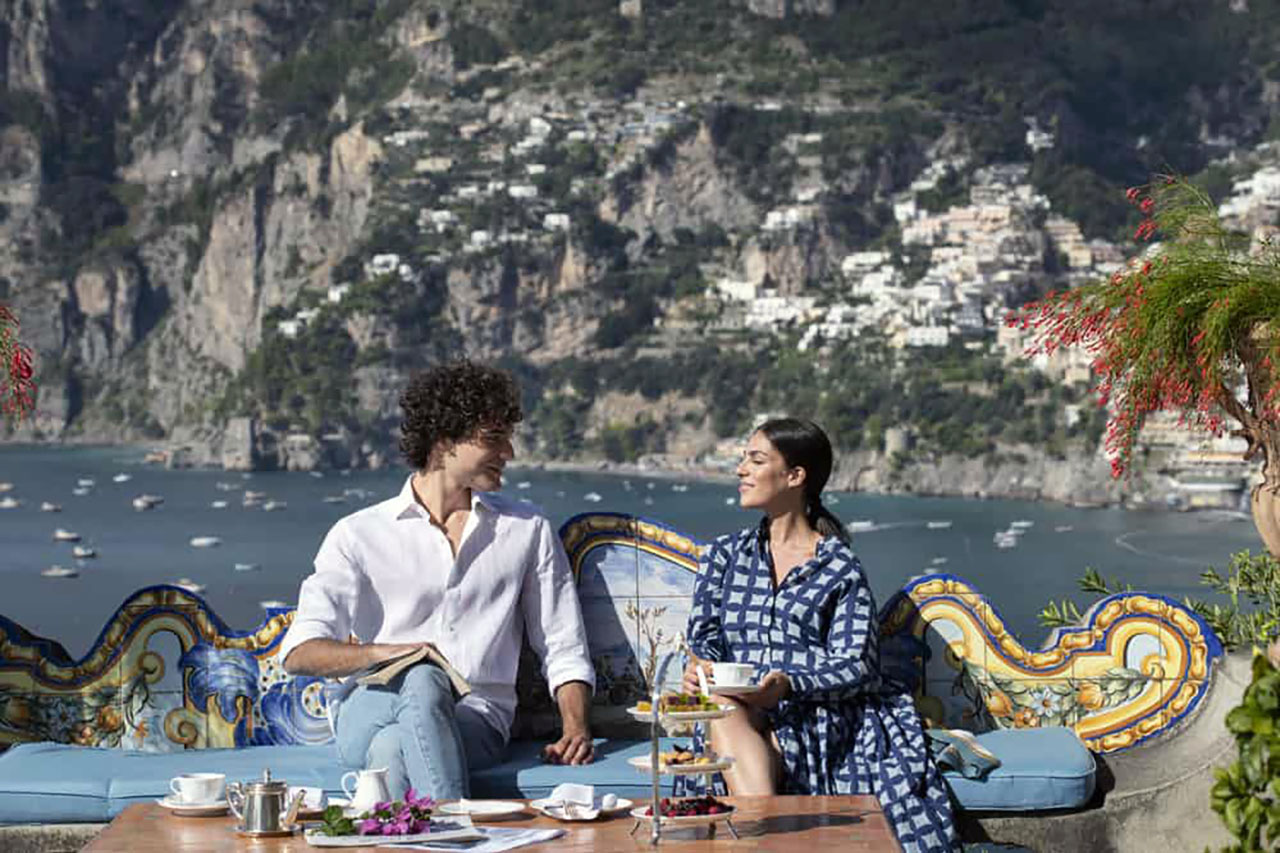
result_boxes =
[626,650,740,845]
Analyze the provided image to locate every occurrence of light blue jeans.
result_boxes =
[333,664,506,800]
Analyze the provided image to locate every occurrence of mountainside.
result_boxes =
[2,0,1278,502]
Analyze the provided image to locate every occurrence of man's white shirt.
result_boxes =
[279,476,595,741]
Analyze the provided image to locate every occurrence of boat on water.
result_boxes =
[111,473,132,484]
[242,496,263,507]
[189,536,221,548]
[671,484,689,492]
[308,471,324,478]
[244,491,267,501]
[172,578,206,594]
[583,492,603,503]
[1010,520,1034,529]
[234,563,260,572]
[516,481,532,490]
[926,520,953,530]
[931,557,949,565]
[0,482,13,493]
[1054,525,1075,533]
[72,546,96,559]
[41,565,78,579]
[322,495,346,504]
[847,520,877,532]
[40,501,61,513]
[259,600,289,610]
[132,495,162,511]
[262,500,287,511]
[724,497,736,505]
[72,487,91,496]
[53,528,81,542]
[0,496,20,509]
[211,500,228,509]
[643,497,654,506]
[993,531,1018,548]
[215,482,241,492]
[77,478,95,488]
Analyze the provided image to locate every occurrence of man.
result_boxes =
[281,360,595,799]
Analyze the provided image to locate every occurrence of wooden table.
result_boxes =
[83,796,901,852]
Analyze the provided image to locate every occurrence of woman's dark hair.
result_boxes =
[756,417,849,544]
[399,360,523,470]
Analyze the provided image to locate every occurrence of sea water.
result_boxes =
[0,446,1263,657]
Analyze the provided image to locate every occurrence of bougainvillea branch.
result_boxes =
[0,305,36,421]
[1006,175,1280,486]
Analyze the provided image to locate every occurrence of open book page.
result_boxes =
[355,644,471,697]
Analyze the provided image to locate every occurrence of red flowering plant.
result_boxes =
[1006,175,1280,554]
[0,305,36,423]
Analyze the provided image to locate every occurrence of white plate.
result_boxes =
[707,683,761,696]
[529,796,633,821]
[303,818,482,847]
[630,803,737,825]
[627,755,734,775]
[156,796,229,817]
[436,799,526,818]
[626,704,734,723]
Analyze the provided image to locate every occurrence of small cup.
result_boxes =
[170,772,226,804]
[711,662,756,688]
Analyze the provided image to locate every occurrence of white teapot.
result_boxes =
[341,767,392,814]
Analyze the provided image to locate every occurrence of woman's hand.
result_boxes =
[681,657,711,696]
[739,670,792,710]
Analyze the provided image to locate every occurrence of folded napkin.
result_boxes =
[544,783,599,819]
[926,728,1001,780]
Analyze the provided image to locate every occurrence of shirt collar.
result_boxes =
[389,475,496,520]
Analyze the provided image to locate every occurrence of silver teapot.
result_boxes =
[227,768,304,834]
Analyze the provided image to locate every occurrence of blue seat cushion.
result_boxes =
[0,738,678,823]
[942,728,1096,811]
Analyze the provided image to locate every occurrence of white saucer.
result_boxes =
[157,795,229,817]
[436,799,526,818]
[707,683,761,696]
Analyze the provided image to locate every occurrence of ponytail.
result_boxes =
[807,494,850,545]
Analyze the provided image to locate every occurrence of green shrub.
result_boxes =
[1211,652,1280,851]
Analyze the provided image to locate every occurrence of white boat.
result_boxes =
[724,497,736,505]
[40,502,61,513]
[242,496,262,507]
[259,600,288,610]
[671,484,689,492]
[132,495,161,511]
[993,531,1018,548]
[233,562,260,572]
[244,491,267,501]
[112,473,132,483]
[77,478,95,488]
[0,482,12,493]
[72,546,96,559]
[322,495,346,504]
[516,481,532,490]
[189,536,221,548]
[309,471,324,478]
[0,496,20,509]
[215,482,241,492]
[1010,520,1034,529]
[172,578,206,594]
[42,565,78,579]
[931,557,949,565]
[583,492,603,503]
[53,528,81,542]
[847,520,877,532]
[210,500,228,509]
[72,487,91,496]
[926,520,953,530]
[262,500,287,511]
[1054,525,1075,533]
[643,497,654,506]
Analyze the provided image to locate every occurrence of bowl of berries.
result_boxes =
[632,796,735,826]
[628,693,733,723]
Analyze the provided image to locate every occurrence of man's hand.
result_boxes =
[542,727,594,765]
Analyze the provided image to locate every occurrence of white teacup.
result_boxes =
[711,662,756,688]
[170,772,226,804]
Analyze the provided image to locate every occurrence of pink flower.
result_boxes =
[358,819,382,835]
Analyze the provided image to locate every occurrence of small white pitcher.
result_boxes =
[341,767,391,814]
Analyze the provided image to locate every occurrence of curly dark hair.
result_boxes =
[398,360,523,470]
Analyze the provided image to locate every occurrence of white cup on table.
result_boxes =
[169,772,226,804]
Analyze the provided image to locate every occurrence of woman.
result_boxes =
[682,418,959,853]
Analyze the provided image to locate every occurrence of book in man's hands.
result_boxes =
[356,644,471,698]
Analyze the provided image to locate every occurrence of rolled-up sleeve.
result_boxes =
[522,517,595,696]
[279,521,363,665]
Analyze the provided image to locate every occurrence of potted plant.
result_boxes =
[0,305,35,422]
[1009,176,1280,555]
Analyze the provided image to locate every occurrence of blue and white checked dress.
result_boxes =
[683,524,960,853]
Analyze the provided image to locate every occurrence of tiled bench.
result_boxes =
[0,512,1226,833]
